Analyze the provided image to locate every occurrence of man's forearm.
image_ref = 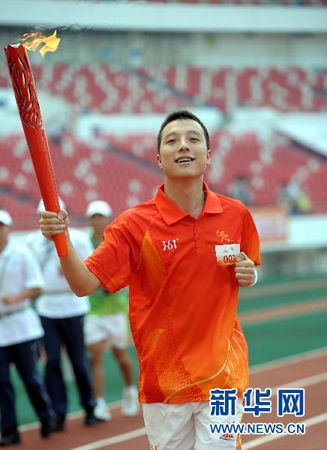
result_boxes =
[59,234,100,296]
[19,288,42,301]
[1,288,42,305]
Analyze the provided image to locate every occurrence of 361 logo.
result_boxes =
[162,238,179,251]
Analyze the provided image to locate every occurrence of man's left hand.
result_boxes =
[235,252,256,287]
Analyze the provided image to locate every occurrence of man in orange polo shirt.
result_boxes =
[39,110,260,449]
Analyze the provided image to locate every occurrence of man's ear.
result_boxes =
[157,153,163,169]
[207,149,211,165]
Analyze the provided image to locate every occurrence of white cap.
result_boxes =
[0,210,12,226]
[86,200,112,218]
[37,197,65,214]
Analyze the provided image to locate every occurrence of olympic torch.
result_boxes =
[4,31,68,257]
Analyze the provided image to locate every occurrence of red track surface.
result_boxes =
[17,348,327,449]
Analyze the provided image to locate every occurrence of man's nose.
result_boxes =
[178,138,189,151]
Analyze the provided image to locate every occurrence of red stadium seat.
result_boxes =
[3,64,325,114]
[1,129,327,227]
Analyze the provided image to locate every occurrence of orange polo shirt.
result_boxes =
[85,183,261,403]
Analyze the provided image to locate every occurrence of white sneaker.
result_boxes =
[94,398,111,421]
[122,385,139,416]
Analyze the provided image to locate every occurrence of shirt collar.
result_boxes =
[155,182,223,225]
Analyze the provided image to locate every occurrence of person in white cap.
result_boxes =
[26,199,97,432]
[0,209,55,446]
[85,200,138,420]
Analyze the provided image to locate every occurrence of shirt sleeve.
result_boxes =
[241,207,261,266]
[85,215,138,293]
[20,245,45,290]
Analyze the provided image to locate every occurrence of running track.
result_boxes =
[12,276,327,449]
[18,346,327,449]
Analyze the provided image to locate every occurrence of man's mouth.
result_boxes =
[175,157,195,164]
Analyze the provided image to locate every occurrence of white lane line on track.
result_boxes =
[70,427,147,450]
[250,346,327,374]
[19,400,122,432]
[270,371,327,395]
[69,372,327,449]
[243,412,327,449]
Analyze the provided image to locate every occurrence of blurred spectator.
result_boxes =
[279,180,312,215]
[26,200,97,432]
[296,189,312,215]
[228,175,254,206]
[85,201,139,421]
[0,209,54,446]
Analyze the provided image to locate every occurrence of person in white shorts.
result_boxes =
[84,200,139,421]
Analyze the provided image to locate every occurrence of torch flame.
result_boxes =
[20,30,60,57]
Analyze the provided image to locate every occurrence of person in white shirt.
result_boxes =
[0,210,55,447]
[27,200,97,431]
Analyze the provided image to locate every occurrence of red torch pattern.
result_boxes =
[4,44,68,257]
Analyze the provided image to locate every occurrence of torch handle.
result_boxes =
[53,233,68,258]
[4,44,69,258]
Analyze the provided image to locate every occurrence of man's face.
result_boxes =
[88,214,109,235]
[0,223,10,249]
[157,119,211,180]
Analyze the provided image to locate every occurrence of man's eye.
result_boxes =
[167,139,176,144]
[190,138,199,142]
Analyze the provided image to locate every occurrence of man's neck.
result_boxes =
[163,177,205,219]
[92,231,104,243]
[0,239,8,253]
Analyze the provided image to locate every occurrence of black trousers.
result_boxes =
[0,339,54,436]
[40,315,95,418]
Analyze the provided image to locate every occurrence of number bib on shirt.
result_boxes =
[215,243,240,266]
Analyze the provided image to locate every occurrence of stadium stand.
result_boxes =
[1,127,326,230]
[0,16,326,228]
[1,65,326,114]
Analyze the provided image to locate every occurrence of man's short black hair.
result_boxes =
[157,110,210,153]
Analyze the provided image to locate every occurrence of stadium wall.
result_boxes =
[2,0,327,34]
[1,29,327,68]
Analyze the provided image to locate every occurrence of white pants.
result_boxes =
[142,400,243,450]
